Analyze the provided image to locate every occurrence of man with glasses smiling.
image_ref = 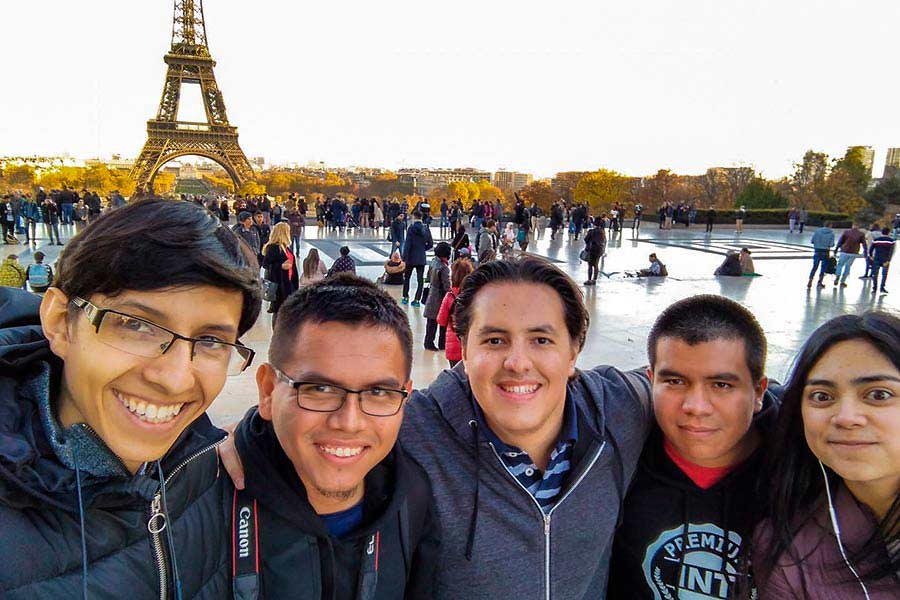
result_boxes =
[0,199,261,599]
[226,274,439,599]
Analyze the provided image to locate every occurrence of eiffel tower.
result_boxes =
[131,0,254,193]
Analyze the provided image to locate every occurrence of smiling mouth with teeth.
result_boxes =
[115,390,185,425]
[500,384,541,395]
[317,445,365,458]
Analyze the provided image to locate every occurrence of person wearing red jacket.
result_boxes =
[436,259,474,368]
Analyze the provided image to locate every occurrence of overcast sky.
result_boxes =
[2,0,899,179]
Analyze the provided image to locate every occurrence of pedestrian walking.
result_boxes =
[423,242,452,351]
[807,221,835,289]
[833,223,867,288]
[869,227,895,295]
[401,210,433,306]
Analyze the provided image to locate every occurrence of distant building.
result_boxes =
[551,171,589,202]
[884,148,900,179]
[251,156,266,169]
[397,167,492,196]
[847,145,875,177]
[494,170,534,192]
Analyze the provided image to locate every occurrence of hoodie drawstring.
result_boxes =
[156,461,183,600]
[465,419,481,561]
[73,447,89,600]
[678,491,691,590]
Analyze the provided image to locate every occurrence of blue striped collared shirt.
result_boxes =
[473,396,578,514]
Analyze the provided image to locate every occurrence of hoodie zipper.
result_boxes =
[147,438,226,600]
[488,440,606,600]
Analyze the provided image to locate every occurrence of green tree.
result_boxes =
[736,178,788,209]
[863,177,900,225]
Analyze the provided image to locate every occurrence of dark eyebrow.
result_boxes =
[851,375,900,385]
[111,300,238,338]
[805,379,835,388]
[475,325,558,336]
[655,369,741,382]
[294,371,403,389]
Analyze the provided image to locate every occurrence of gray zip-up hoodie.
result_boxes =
[400,363,652,600]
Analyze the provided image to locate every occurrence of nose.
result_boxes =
[681,385,714,416]
[502,340,534,374]
[142,338,198,396]
[328,393,366,433]
[832,397,867,429]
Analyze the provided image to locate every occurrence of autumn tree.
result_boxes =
[519,181,556,213]
[573,169,629,213]
[723,166,755,206]
[863,177,900,225]
[790,150,829,210]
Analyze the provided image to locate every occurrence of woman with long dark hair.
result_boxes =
[752,312,900,598]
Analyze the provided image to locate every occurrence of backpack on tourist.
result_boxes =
[26,263,52,290]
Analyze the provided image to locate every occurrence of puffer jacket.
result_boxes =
[0,287,231,599]
[423,257,449,320]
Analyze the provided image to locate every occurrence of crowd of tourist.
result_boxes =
[1,198,898,600]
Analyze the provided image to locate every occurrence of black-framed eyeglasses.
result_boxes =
[70,297,254,376]
[272,366,408,417]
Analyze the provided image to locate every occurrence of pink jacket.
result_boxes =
[753,482,899,598]
[436,287,461,361]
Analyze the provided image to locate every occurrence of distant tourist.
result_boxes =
[807,221,835,289]
[714,252,744,276]
[380,249,406,285]
[627,253,668,278]
[327,245,356,276]
[740,247,756,275]
[25,251,53,293]
[705,206,716,233]
[833,222,867,288]
[299,248,327,286]
[735,205,747,233]
[0,254,26,289]
[868,227,895,295]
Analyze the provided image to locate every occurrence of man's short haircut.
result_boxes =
[339,246,350,256]
[883,227,891,235]
[34,251,45,261]
[453,256,589,350]
[412,210,422,219]
[269,274,413,378]
[55,198,261,336]
[647,294,767,381]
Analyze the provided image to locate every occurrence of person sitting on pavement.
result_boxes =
[0,253,26,289]
[609,295,779,599]
[225,275,440,599]
[714,251,744,276]
[327,245,356,277]
[739,247,757,275]
[628,252,668,278]
[0,199,260,599]
[381,249,406,285]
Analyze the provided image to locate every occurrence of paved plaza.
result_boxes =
[4,220,896,425]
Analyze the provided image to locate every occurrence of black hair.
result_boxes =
[756,312,900,588]
[647,294,766,381]
[453,255,588,350]
[434,242,452,260]
[56,198,261,336]
[269,274,413,378]
[339,246,350,256]
[34,251,45,262]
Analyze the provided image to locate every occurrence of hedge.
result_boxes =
[680,208,851,228]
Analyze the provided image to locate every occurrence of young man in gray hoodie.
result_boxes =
[400,256,652,599]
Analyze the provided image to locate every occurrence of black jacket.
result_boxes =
[262,244,299,307]
[0,287,231,599]
[231,407,440,600]
[608,386,781,600]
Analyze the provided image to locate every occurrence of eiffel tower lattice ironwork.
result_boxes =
[131,0,254,193]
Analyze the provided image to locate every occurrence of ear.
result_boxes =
[646,366,654,384]
[753,376,769,413]
[567,340,579,378]
[257,363,277,421]
[40,288,73,360]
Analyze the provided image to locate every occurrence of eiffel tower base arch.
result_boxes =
[132,123,254,194]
